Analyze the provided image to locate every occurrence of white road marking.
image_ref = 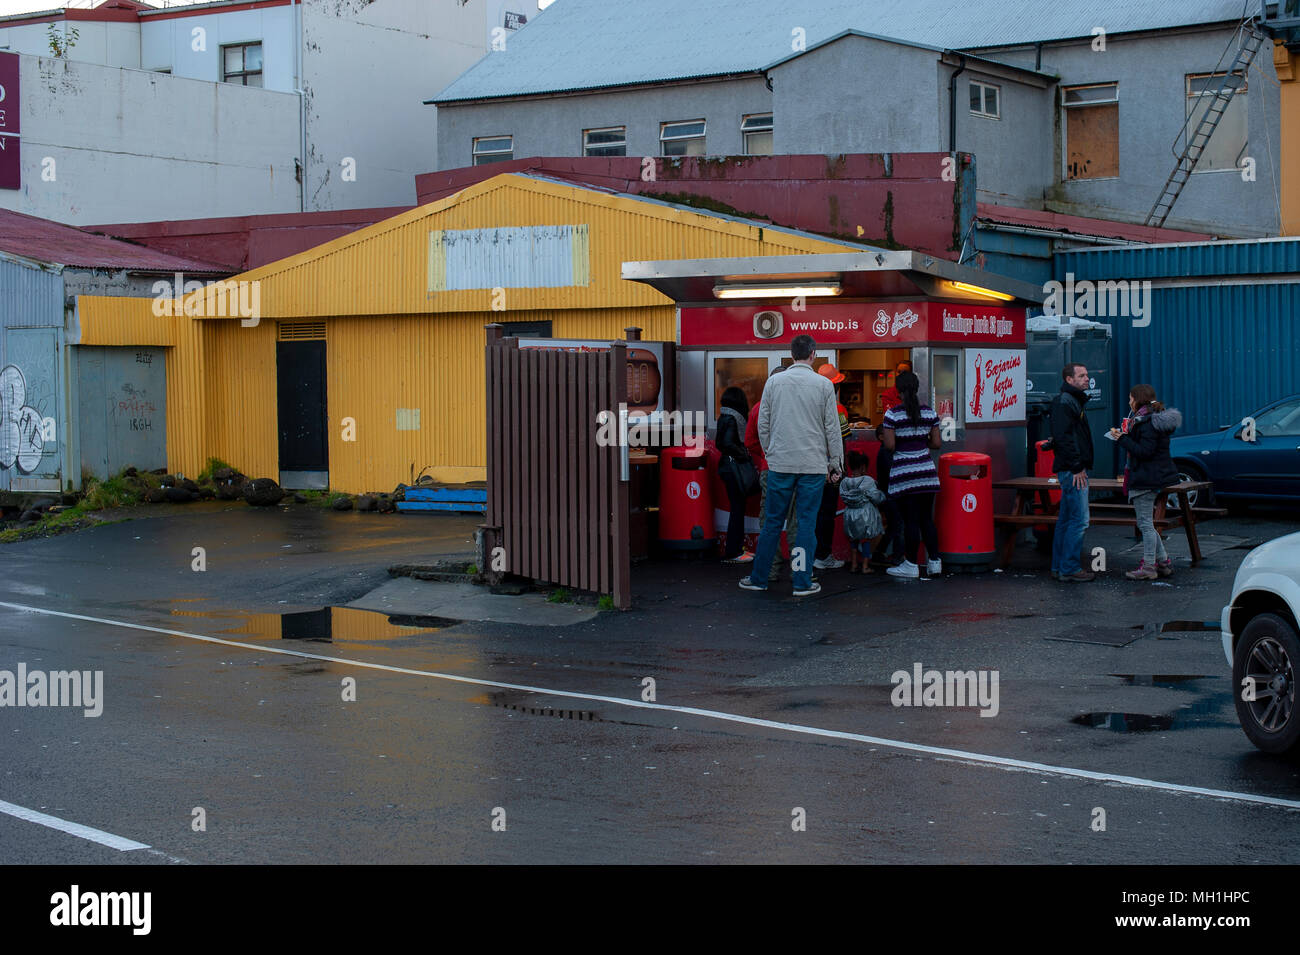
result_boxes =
[4,600,1300,812]
[0,799,150,851]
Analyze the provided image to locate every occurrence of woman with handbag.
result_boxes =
[717,386,757,563]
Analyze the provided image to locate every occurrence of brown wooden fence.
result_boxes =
[482,324,631,609]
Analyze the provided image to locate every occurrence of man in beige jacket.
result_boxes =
[740,335,843,597]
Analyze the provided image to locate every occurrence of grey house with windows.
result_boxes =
[428,0,1281,237]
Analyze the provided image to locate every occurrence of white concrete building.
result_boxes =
[0,0,507,223]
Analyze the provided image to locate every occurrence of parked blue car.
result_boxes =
[1168,395,1300,508]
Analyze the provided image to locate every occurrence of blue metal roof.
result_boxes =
[431,0,1249,103]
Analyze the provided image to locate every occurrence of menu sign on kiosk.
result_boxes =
[965,348,1026,424]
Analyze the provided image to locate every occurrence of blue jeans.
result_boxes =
[748,471,824,590]
[1052,471,1090,575]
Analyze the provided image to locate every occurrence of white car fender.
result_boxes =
[1222,571,1300,667]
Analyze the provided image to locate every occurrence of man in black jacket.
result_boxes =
[1049,363,1095,581]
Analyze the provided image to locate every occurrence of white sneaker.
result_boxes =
[792,581,822,597]
[813,557,845,570]
[887,560,920,579]
[926,559,942,575]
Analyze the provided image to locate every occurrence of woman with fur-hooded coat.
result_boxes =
[1111,384,1183,580]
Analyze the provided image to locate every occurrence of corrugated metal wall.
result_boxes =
[238,174,858,317]
[0,257,67,492]
[76,174,859,490]
[1056,242,1300,437]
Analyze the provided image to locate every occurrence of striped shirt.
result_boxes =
[882,404,940,495]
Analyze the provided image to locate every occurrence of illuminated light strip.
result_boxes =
[2,601,1298,812]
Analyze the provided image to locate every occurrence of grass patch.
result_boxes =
[197,457,236,483]
[81,474,143,510]
[546,587,572,604]
[597,595,615,611]
[0,504,113,543]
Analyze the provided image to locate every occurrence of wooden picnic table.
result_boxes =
[993,476,1224,567]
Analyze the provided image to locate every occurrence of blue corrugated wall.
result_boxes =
[1055,242,1300,440]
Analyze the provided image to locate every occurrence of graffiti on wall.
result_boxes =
[109,383,156,433]
[0,364,52,473]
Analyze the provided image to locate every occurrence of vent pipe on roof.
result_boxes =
[947,54,966,154]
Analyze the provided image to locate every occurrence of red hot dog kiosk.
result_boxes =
[622,251,1043,500]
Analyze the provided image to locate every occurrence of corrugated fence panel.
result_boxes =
[326,312,489,493]
[1060,239,1300,283]
[77,295,174,346]
[0,258,63,330]
[203,319,278,480]
[1110,283,1300,436]
[1056,240,1300,438]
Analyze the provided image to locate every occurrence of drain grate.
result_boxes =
[1160,620,1220,633]
[495,702,601,722]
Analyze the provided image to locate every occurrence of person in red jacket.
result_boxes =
[878,360,913,415]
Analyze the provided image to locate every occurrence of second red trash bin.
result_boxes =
[936,451,994,571]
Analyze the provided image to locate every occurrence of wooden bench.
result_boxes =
[992,477,1223,567]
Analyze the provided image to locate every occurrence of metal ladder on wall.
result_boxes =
[1145,21,1269,228]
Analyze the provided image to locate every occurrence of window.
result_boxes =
[930,350,962,424]
[969,81,1000,119]
[584,127,626,157]
[741,113,773,155]
[1062,83,1118,180]
[1254,398,1300,436]
[1186,72,1248,172]
[473,136,514,164]
[660,119,705,156]
[222,42,263,86]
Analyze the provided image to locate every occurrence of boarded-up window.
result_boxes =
[1063,84,1119,180]
[1186,72,1248,172]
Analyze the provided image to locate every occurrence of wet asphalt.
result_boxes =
[2,500,1300,864]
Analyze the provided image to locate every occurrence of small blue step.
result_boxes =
[404,487,487,504]
[395,500,486,514]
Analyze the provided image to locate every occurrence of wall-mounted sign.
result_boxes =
[680,302,1025,347]
[0,52,19,191]
[966,348,1026,424]
[503,11,527,29]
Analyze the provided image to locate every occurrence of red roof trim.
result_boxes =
[1,0,293,27]
[976,203,1212,243]
[139,0,295,21]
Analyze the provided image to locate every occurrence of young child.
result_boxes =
[870,425,904,568]
[839,450,886,573]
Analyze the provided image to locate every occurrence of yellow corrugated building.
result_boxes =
[77,173,863,491]
[1278,41,1300,235]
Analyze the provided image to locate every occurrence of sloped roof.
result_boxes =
[0,208,229,272]
[431,0,1247,103]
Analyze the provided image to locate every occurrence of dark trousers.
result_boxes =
[873,497,905,560]
[815,480,838,559]
[720,467,748,558]
[899,492,938,564]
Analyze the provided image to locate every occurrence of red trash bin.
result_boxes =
[658,445,713,550]
[936,451,994,570]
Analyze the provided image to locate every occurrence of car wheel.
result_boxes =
[1170,460,1214,510]
[1232,613,1300,755]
